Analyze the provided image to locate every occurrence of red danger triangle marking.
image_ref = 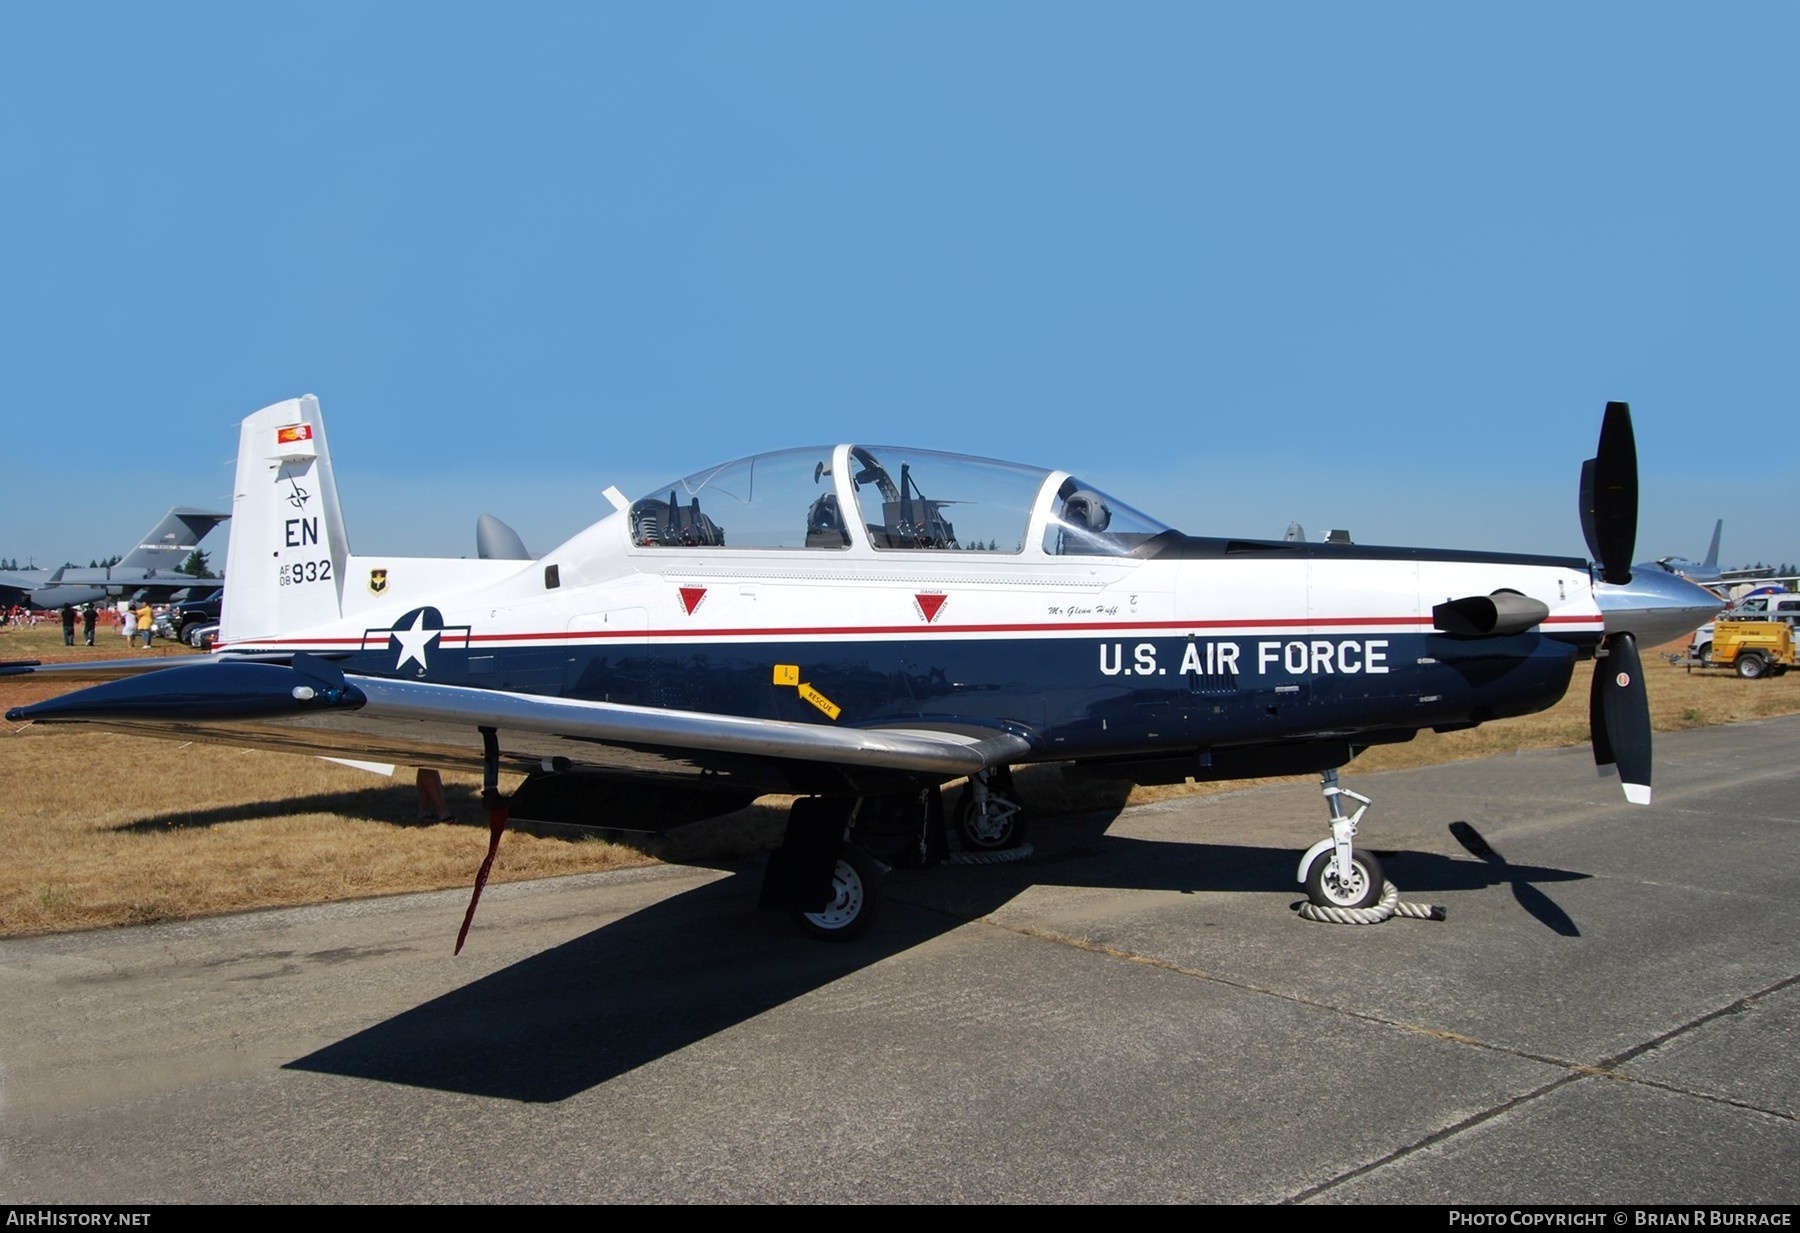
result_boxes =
[679,587,707,615]
[915,593,946,622]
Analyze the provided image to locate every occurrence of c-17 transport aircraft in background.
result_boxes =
[4,397,1721,947]
[0,507,229,611]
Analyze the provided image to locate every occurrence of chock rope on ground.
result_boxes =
[946,843,1035,866]
[1297,880,1446,925]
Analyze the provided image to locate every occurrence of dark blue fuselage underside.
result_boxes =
[349,628,1586,763]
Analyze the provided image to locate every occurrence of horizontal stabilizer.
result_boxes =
[8,659,363,724]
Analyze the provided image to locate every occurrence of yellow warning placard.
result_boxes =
[774,663,840,719]
[797,683,841,720]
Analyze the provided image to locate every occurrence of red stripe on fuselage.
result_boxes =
[221,612,1603,652]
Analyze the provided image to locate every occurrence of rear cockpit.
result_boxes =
[625,444,1171,558]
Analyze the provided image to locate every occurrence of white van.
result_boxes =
[1726,593,1800,625]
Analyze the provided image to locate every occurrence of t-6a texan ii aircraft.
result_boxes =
[4,397,1719,946]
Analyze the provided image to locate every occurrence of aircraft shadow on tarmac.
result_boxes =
[285,810,1590,1103]
[120,785,475,833]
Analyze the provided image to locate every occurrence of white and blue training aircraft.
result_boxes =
[4,398,1720,946]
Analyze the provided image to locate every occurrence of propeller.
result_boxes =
[1579,401,1638,586]
[1589,630,1651,803]
[1580,401,1653,804]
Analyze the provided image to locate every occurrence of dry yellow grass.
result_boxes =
[4,624,1796,937]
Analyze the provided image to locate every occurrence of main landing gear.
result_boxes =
[1296,768,1387,911]
[759,796,891,942]
[954,766,1029,852]
[796,843,883,942]
[762,773,1034,943]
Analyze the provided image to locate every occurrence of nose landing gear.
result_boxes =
[1296,768,1385,910]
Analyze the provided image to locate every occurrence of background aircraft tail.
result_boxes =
[114,508,230,572]
[1702,518,1723,572]
[220,395,351,643]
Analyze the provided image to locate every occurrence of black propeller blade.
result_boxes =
[1579,400,1638,586]
[1580,402,1654,804]
[1590,631,1652,804]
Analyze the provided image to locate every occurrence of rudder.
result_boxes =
[220,396,351,643]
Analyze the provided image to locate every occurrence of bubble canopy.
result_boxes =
[627,444,1170,557]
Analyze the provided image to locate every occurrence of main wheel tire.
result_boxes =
[1737,653,1768,680]
[795,845,881,942]
[1303,848,1386,910]
[954,785,1029,851]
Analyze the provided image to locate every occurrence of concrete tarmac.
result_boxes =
[3,715,1796,1204]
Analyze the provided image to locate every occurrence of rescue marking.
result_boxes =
[773,663,841,719]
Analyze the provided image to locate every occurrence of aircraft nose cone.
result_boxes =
[1593,570,1724,646]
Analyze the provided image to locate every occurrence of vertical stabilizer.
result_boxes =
[220,396,350,642]
[114,508,231,573]
[1702,519,1723,572]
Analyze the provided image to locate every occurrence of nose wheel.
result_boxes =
[1302,846,1386,910]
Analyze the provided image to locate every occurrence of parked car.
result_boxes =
[184,621,219,650]
[170,592,223,642]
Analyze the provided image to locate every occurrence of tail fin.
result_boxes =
[220,396,350,643]
[114,508,231,573]
[1701,519,1723,572]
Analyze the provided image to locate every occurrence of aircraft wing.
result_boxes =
[4,656,1037,790]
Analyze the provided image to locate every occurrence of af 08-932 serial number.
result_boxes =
[279,560,333,586]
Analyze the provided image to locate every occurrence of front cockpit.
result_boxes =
[625,444,1171,560]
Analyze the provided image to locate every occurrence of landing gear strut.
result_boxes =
[954,766,1028,851]
[1295,768,1386,910]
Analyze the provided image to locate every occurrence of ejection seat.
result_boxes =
[806,494,850,548]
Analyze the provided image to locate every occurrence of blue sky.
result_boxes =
[3,4,1795,573]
